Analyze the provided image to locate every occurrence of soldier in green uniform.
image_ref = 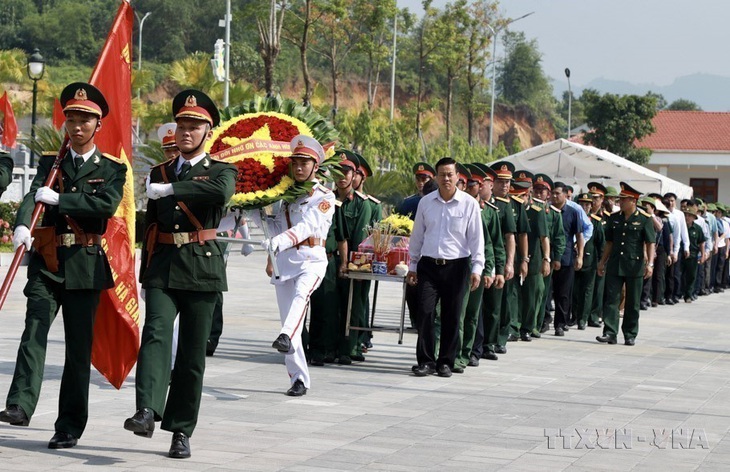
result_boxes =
[531,174,565,335]
[124,90,236,459]
[0,149,13,196]
[513,171,550,341]
[682,206,705,303]
[597,182,656,346]
[309,152,349,366]
[573,192,605,329]
[491,162,529,352]
[587,182,609,327]
[0,83,127,449]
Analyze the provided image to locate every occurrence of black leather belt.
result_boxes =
[422,256,467,266]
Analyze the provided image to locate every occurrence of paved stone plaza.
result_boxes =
[0,250,729,471]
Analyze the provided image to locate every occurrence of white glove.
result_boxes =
[260,238,272,252]
[35,187,60,206]
[140,288,146,302]
[12,225,33,251]
[146,183,174,200]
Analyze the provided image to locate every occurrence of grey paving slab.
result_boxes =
[1,251,730,470]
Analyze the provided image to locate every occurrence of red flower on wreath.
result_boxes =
[209,116,300,155]
[235,156,292,194]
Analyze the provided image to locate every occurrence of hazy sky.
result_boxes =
[400,0,730,88]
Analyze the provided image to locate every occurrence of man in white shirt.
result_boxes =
[407,157,484,378]
[664,193,689,303]
[713,205,730,292]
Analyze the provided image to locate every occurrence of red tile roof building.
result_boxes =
[638,111,730,152]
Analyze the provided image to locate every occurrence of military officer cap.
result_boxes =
[465,163,487,183]
[412,161,435,178]
[510,181,531,195]
[533,173,553,191]
[456,163,471,183]
[605,186,620,198]
[157,122,177,149]
[618,182,642,200]
[587,181,607,197]
[173,89,221,127]
[354,153,373,177]
[335,149,358,172]
[514,170,534,185]
[490,161,514,180]
[290,135,325,164]
[60,82,109,118]
[577,192,593,203]
[472,163,496,182]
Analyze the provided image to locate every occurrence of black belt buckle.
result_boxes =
[435,258,447,266]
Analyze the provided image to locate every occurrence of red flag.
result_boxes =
[87,0,140,389]
[52,98,65,130]
[0,91,19,148]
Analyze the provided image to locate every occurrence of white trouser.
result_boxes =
[275,270,323,388]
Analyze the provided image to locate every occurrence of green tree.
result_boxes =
[497,31,551,110]
[257,0,288,96]
[582,90,657,165]
[667,98,702,111]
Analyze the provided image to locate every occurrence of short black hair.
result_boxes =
[435,157,457,171]
[553,181,568,193]
[664,192,678,200]
[423,179,438,195]
[681,199,691,206]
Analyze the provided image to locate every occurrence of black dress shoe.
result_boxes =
[0,404,29,426]
[205,340,216,357]
[507,334,518,342]
[539,323,549,334]
[596,335,617,344]
[124,408,155,438]
[272,333,291,353]
[351,354,365,362]
[286,379,308,396]
[494,345,507,354]
[563,325,570,331]
[651,302,658,308]
[482,351,499,361]
[520,332,532,342]
[684,298,692,303]
[468,355,480,367]
[624,338,636,346]
[412,364,436,376]
[530,330,541,338]
[169,432,191,459]
[587,321,602,328]
[671,297,680,304]
[338,355,352,365]
[577,323,586,330]
[554,328,564,337]
[437,365,452,378]
[657,299,665,305]
[451,365,465,374]
[640,303,649,311]
[48,431,77,449]
[665,298,675,305]
[310,357,324,367]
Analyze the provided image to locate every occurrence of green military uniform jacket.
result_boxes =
[582,214,605,271]
[482,201,505,276]
[605,209,656,277]
[141,155,236,292]
[16,150,126,290]
[325,200,348,253]
[536,200,566,264]
[492,196,517,237]
[524,200,548,275]
[0,152,13,196]
[341,190,373,250]
[687,221,705,258]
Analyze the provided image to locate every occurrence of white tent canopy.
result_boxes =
[502,139,693,199]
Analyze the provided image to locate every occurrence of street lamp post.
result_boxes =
[565,67,572,139]
[27,48,45,168]
[135,11,151,139]
[487,11,534,157]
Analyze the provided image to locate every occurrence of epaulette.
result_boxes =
[334,199,342,207]
[368,195,381,204]
[591,214,602,222]
[152,158,176,169]
[354,190,368,200]
[550,205,562,213]
[314,183,332,193]
[531,204,542,212]
[41,151,58,158]
[485,201,498,210]
[101,153,125,165]
[638,208,652,218]
[511,195,524,204]
[533,197,545,204]
[495,196,510,203]
[209,156,229,164]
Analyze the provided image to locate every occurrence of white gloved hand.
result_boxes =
[260,238,272,252]
[12,225,33,251]
[147,183,174,200]
[35,187,60,206]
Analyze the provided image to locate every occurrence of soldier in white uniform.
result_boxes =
[255,135,335,396]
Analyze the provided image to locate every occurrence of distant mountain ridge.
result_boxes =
[551,73,730,112]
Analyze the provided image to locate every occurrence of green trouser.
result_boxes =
[136,288,216,437]
[590,272,605,324]
[602,275,642,340]
[536,274,551,330]
[498,277,518,346]
[682,257,699,300]
[309,256,339,360]
[518,274,543,334]
[573,269,596,327]
[207,292,224,353]
[455,280,484,368]
[7,273,99,439]
[482,285,503,353]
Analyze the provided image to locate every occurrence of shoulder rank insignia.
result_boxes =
[485,201,498,210]
[591,214,602,222]
[638,208,652,218]
[152,158,177,169]
[511,195,524,204]
[495,196,510,203]
[354,190,367,200]
[41,151,57,158]
[334,200,342,207]
[550,205,562,213]
[101,153,125,165]
[318,200,332,213]
[532,197,544,204]
[531,204,542,212]
[368,195,381,204]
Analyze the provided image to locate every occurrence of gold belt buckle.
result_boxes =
[173,232,190,247]
[61,234,75,248]
[435,258,447,266]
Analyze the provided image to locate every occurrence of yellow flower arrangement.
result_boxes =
[380,213,414,236]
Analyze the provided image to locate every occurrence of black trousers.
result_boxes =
[652,246,667,303]
[716,250,727,288]
[552,264,575,329]
[416,257,470,368]
[673,251,684,299]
